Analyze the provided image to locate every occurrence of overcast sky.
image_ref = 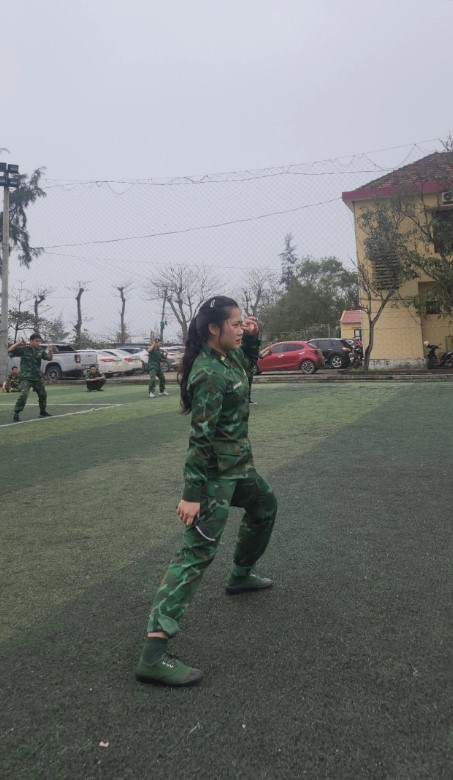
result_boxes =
[2,0,453,339]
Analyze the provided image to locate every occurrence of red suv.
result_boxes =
[256,341,324,375]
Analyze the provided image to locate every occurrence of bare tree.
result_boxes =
[146,264,221,342]
[237,267,280,322]
[70,282,90,346]
[353,256,402,370]
[354,201,414,369]
[32,287,53,333]
[115,282,133,344]
[8,282,34,340]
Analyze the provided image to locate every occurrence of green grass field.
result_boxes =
[1,382,452,779]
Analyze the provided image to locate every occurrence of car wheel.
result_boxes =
[45,364,62,380]
[300,359,316,374]
[161,360,170,372]
[330,355,344,369]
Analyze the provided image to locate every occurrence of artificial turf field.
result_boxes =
[0,382,452,780]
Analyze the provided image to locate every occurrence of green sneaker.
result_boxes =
[136,649,203,687]
[225,573,273,595]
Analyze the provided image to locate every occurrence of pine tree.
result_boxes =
[0,167,46,274]
[279,233,298,290]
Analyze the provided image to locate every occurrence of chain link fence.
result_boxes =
[7,139,443,344]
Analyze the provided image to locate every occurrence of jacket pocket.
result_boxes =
[213,440,252,473]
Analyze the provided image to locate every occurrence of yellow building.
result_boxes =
[342,152,453,367]
[339,309,362,340]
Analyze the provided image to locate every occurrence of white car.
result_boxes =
[166,350,184,371]
[103,349,144,374]
[95,350,129,376]
[163,344,185,371]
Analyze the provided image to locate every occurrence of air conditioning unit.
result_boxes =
[441,191,453,205]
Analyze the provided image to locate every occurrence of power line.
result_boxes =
[39,198,341,250]
[42,249,281,274]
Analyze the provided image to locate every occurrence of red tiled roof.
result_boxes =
[342,151,453,202]
[340,310,361,324]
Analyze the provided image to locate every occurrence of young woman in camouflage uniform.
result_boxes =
[136,296,277,686]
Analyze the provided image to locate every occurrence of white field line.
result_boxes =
[0,403,123,409]
[0,404,123,428]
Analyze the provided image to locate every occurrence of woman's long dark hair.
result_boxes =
[178,295,239,414]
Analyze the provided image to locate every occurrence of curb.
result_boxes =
[47,370,453,386]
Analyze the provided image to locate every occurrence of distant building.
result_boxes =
[343,152,453,367]
[340,309,362,340]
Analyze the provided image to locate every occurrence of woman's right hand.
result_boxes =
[177,500,201,527]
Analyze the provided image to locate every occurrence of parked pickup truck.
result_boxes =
[8,343,98,380]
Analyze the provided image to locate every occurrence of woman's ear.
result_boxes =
[207,322,220,338]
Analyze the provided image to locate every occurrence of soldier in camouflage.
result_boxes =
[85,364,106,391]
[2,366,21,393]
[136,296,277,687]
[7,334,53,422]
[147,337,168,397]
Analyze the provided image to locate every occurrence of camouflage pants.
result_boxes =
[86,378,106,391]
[147,474,277,637]
[148,367,165,394]
[14,379,47,414]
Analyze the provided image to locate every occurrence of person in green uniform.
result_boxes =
[246,358,258,404]
[136,296,277,687]
[7,334,53,422]
[147,337,168,397]
[2,366,21,393]
[85,364,106,391]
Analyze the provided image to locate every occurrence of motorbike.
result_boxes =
[424,341,453,370]
[349,346,363,369]
[348,340,364,369]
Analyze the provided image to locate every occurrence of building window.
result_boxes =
[432,210,453,255]
[425,300,440,315]
[365,238,401,290]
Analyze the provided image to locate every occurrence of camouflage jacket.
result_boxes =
[85,369,104,380]
[182,332,261,502]
[5,372,21,391]
[8,345,51,381]
[148,347,165,370]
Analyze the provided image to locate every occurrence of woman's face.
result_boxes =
[209,307,244,353]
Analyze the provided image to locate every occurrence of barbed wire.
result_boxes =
[41,137,443,190]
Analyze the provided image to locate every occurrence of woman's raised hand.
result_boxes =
[241,315,259,336]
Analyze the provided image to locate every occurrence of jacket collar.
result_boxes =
[201,343,229,364]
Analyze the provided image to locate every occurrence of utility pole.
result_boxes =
[0,163,20,380]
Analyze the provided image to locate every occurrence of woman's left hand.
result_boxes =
[177,500,201,526]
[241,315,259,336]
